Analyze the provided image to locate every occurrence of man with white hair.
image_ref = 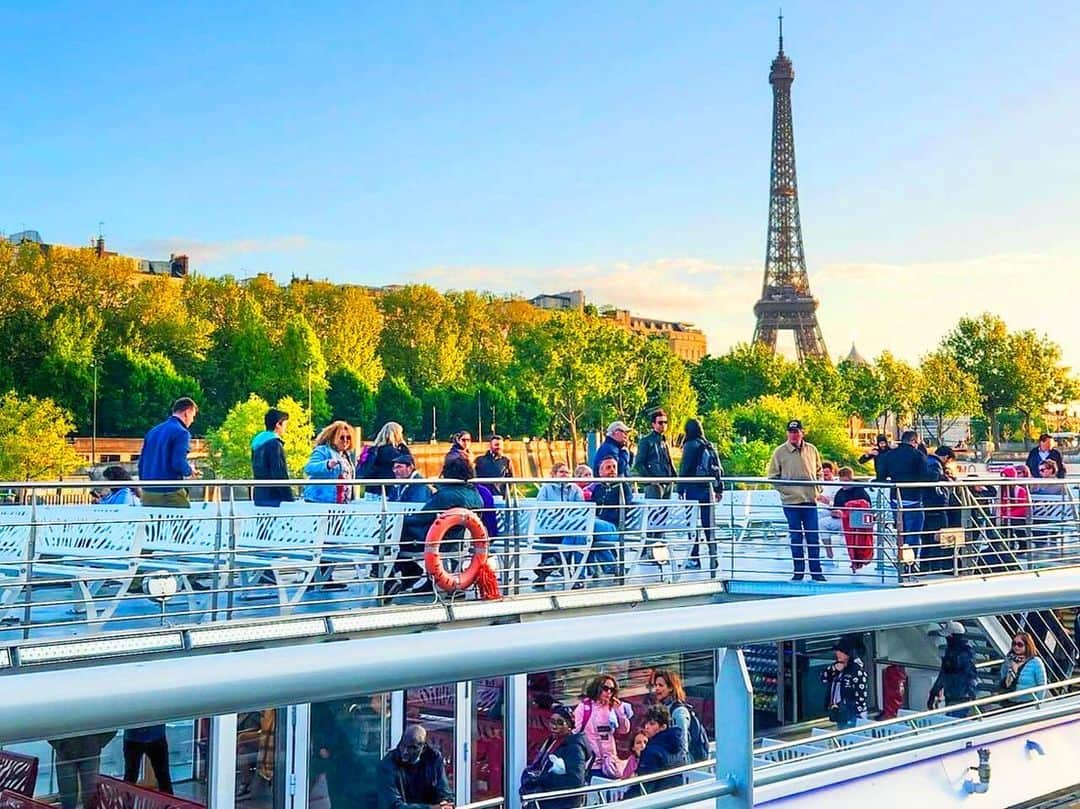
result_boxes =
[592,421,633,477]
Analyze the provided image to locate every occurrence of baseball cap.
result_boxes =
[786,420,803,432]
[391,453,416,466]
[606,421,631,436]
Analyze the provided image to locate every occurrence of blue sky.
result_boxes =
[2,2,1078,363]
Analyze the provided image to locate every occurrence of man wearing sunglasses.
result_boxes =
[633,409,677,500]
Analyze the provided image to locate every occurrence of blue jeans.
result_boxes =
[895,500,925,560]
[590,518,622,575]
[783,504,822,576]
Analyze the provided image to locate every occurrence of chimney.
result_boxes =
[95,236,105,257]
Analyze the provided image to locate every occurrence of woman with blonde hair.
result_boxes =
[359,421,410,499]
[303,421,356,503]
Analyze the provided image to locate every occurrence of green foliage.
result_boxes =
[207,394,314,479]
[691,343,788,412]
[374,376,423,439]
[724,440,775,477]
[98,348,203,436]
[327,368,376,433]
[917,351,979,444]
[727,395,860,467]
[0,391,83,480]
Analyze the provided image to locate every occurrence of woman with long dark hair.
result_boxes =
[677,418,720,569]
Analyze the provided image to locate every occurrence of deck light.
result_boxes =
[187,617,327,648]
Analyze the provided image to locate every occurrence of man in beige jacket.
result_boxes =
[768,420,825,581]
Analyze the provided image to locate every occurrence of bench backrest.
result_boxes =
[639,499,699,532]
[525,503,596,538]
[1030,492,1071,522]
[0,791,51,809]
[0,509,31,564]
[0,751,38,797]
[235,510,324,554]
[95,775,205,809]
[33,506,143,561]
[141,504,220,555]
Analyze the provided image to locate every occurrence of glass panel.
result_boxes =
[472,678,505,801]
[309,694,391,809]
[406,684,456,791]
[3,718,208,809]
[526,652,715,774]
[237,710,285,809]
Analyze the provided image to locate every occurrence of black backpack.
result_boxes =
[673,701,710,762]
[693,441,724,495]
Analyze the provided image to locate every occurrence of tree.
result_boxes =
[374,376,423,440]
[267,314,330,426]
[378,285,467,390]
[288,281,384,388]
[917,351,979,445]
[1009,330,1077,442]
[691,344,788,412]
[97,348,203,437]
[207,394,314,479]
[837,359,887,426]
[327,368,377,434]
[875,351,923,436]
[783,356,849,407]
[941,314,1020,444]
[727,395,860,468]
[0,392,83,480]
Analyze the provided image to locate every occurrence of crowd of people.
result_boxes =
[768,422,1072,581]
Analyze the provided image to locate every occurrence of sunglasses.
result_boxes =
[338,434,352,442]
[600,684,615,692]
[1012,640,1026,647]
[549,717,568,727]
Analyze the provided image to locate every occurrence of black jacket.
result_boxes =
[251,431,294,506]
[363,443,410,482]
[875,443,934,500]
[592,436,632,476]
[402,483,485,553]
[635,727,688,794]
[519,732,590,809]
[929,635,978,707]
[475,452,514,496]
[821,658,869,719]
[1026,446,1066,479]
[633,431,676,479]
[377,746,453,809]
[677,438,713,500]
[591,480,633,529]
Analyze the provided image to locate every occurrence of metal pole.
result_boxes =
[208,713,238,809]
[505,674,527,809]
[91,363,98,467]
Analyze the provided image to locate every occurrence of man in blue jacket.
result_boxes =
[138,397,200,507]
[592,421,633,476]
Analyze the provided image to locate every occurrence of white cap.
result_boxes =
[944,621,966,636]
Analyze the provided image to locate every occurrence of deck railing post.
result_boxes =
[714,647,753,809]
[22,489,38,641]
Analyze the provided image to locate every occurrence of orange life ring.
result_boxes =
[424,508,501,599]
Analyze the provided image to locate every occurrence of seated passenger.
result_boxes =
[388,454,484,597]
[388,454,434,504]
[573,464,595,501]
[621,730,649,781]
[97,465,141,506]
[534,463,586,586]
[816,461,841,559]
[377,725,453,809]
[589,458,634,578]
[999,632,1048,704]
[519,704,590,809]
[633,705,688,795]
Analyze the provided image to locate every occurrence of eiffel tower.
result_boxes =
[752,14,828,361]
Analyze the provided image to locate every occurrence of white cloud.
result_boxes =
[409,251,1080,367]
[130,235,310,264]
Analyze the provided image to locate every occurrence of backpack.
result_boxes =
[693,441,724,495]
[672,701,710,762]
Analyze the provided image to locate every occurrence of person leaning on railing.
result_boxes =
[519,704,590,809]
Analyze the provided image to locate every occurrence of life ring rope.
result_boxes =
[424,507,501,600]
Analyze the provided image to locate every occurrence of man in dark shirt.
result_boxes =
[251,408,294,507]
[138,397,200,507]
[474,435,513,497]
[377,726,453,809]
[633,409,677,499]
[1026,434,1067,479]
[876,430,935,570]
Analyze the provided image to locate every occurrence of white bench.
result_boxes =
[0,505,143,629]
[523,502,597,586]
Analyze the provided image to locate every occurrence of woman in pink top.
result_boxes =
[998,466,1032,562]
[572,674,631,777]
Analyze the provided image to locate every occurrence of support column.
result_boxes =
[208,714,238,809]
[390,691,405,746]
[456,681,472,807]
[290,704,311,809]
[505,674,528,809]
[714,648,753,809]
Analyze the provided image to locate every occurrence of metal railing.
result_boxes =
[0,474,1078,643]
